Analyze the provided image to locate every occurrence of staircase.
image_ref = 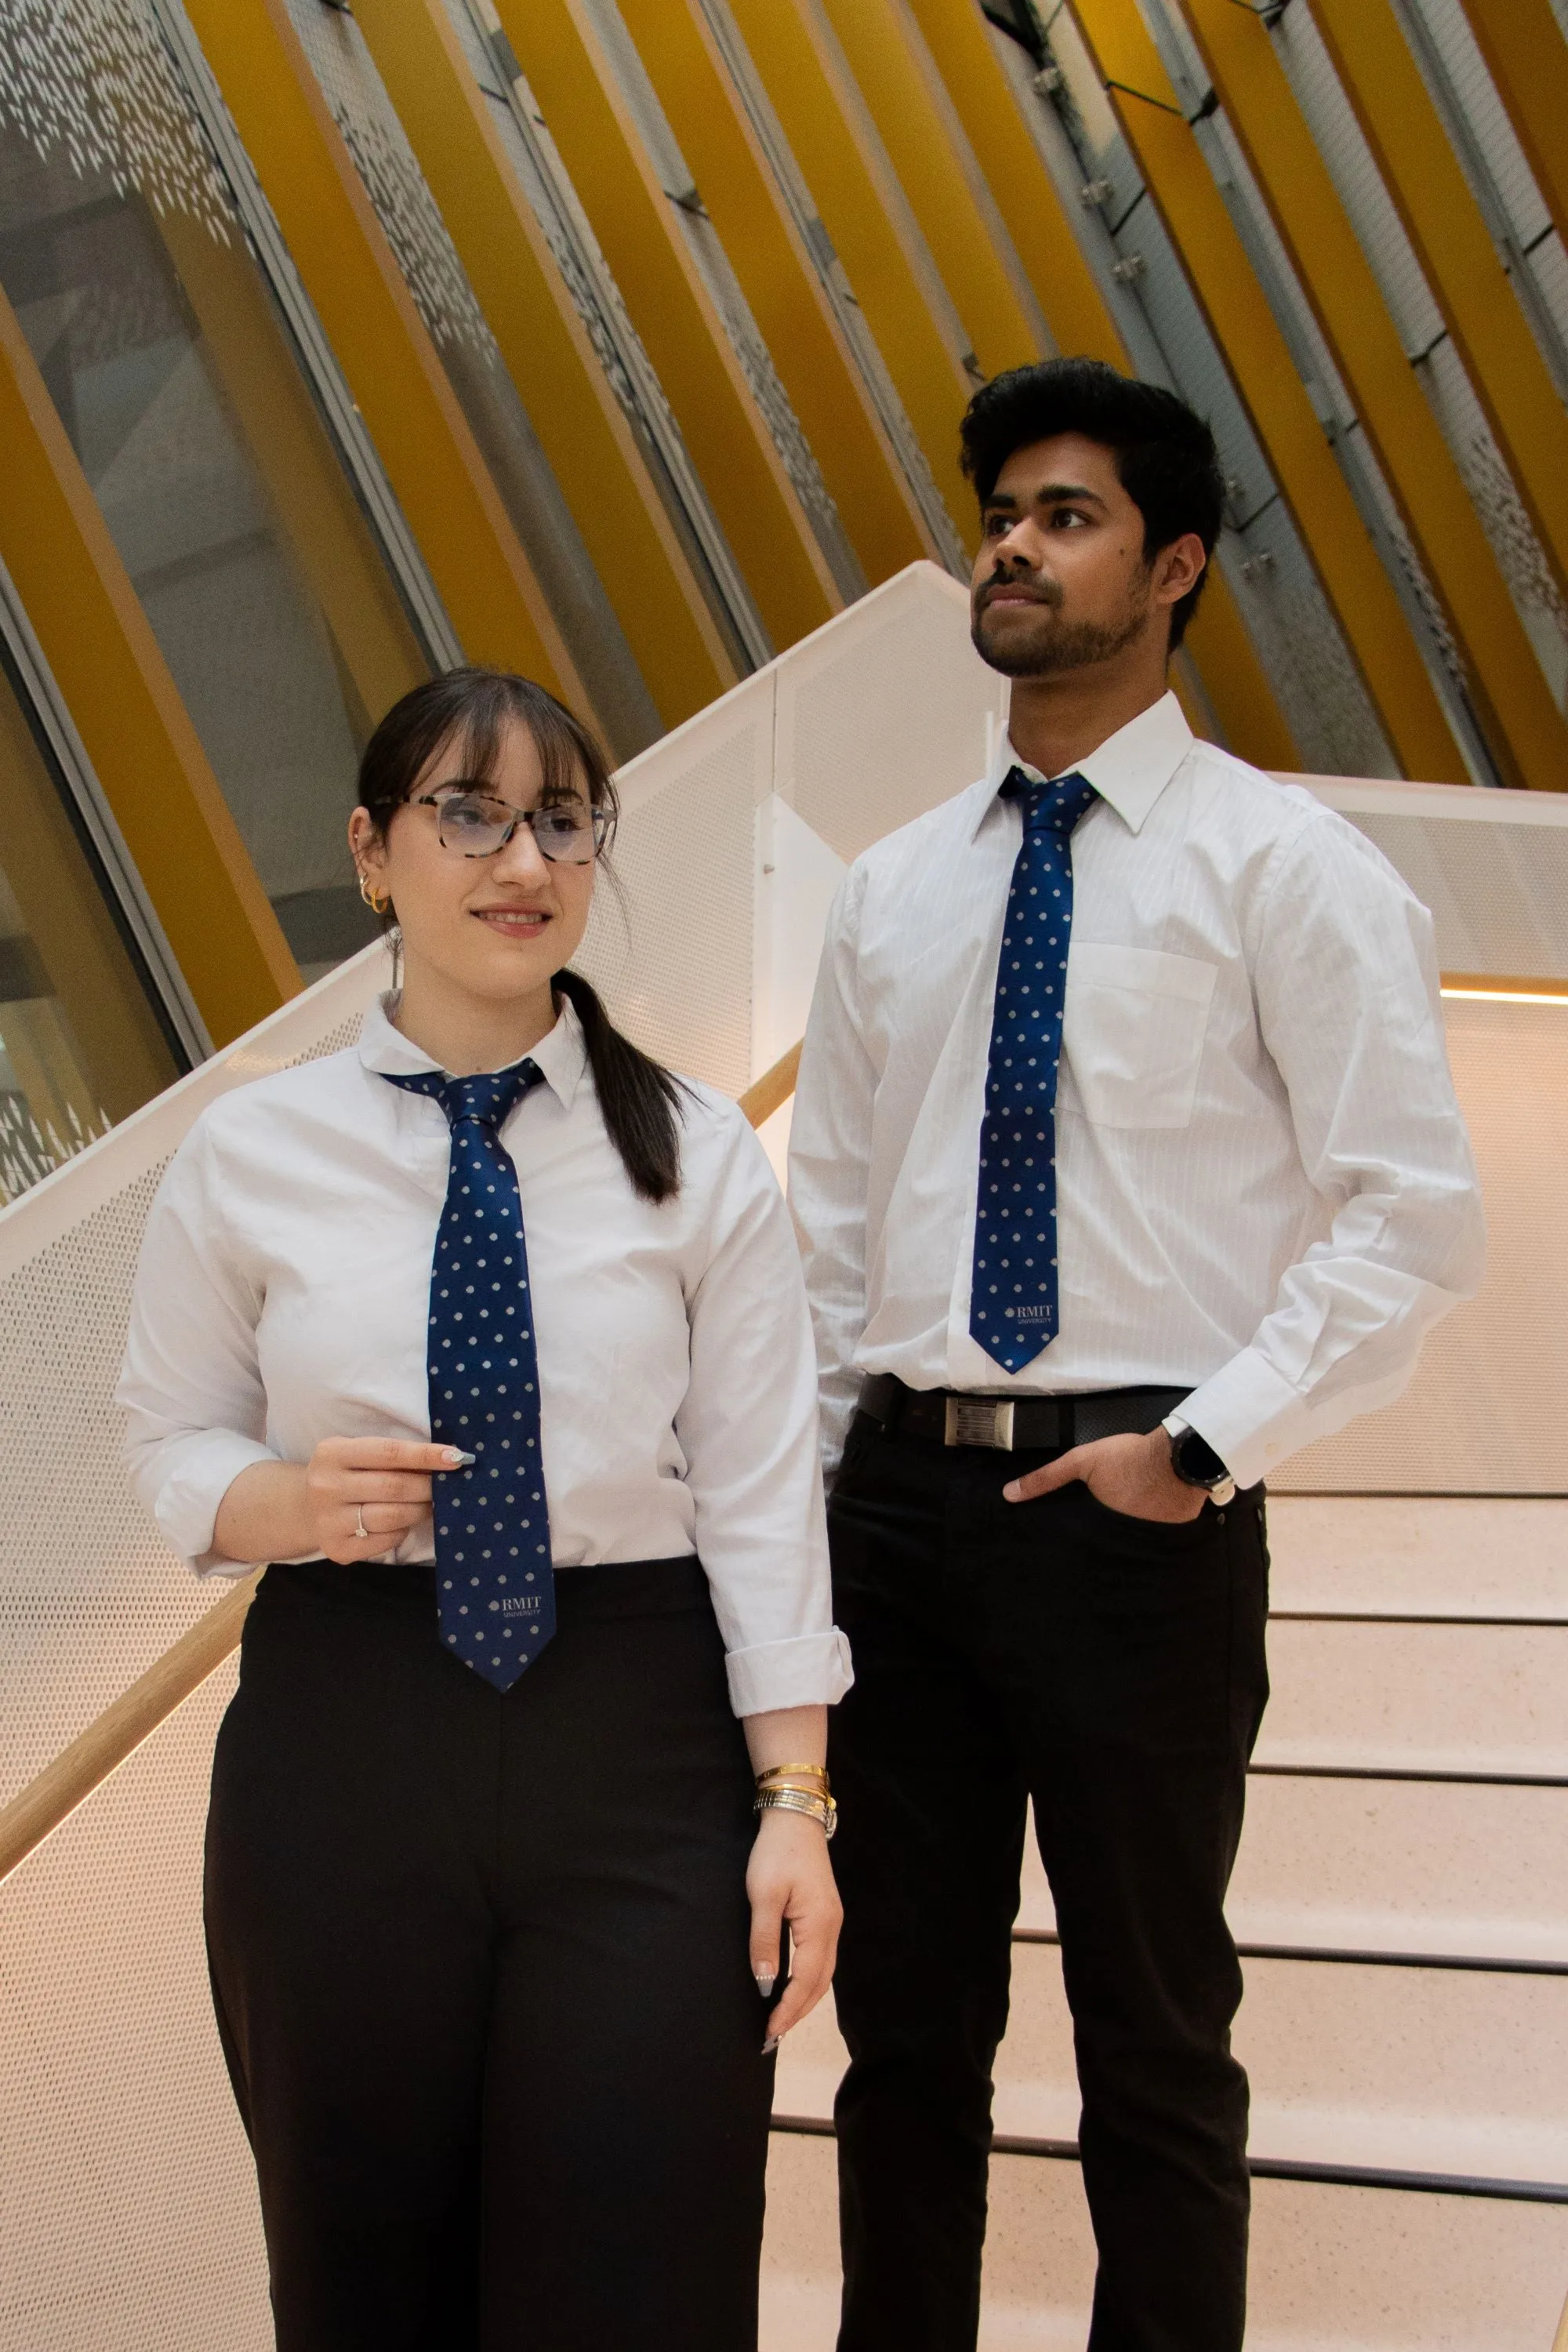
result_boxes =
[760,1492,1568,2348]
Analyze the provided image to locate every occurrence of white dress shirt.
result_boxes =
[789,692,1485,1492]
[119,994,851,1718]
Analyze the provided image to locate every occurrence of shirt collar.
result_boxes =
[358,989,588,1113]
[975,689,1194,839]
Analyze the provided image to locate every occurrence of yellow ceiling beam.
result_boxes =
[717,0,980,544]
[1312,0,1568,613]
[1175,0,1568,792]
[811,0,1048,377]
[0,287,298,1047]
[1457,0,1568,254]
[615,0,937,584]
[349,0,735,731]
[898,0,1297,773]
[1066,1,1472,786]
[494,0,840,653]
[184,0,586,714]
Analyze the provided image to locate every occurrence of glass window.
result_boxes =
[0,0,432,982]
[284,0,665,760]
[0,646,180,1204]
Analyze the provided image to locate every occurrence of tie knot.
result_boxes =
[383,1057,542,1131]
[1004,765,1098,837]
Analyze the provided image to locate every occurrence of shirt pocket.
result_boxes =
[1062,944,1218,1130]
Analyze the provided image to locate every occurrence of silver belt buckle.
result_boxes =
[945,1396,1016,1450]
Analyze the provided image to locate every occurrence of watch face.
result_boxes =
[1176,1428,1229,1488]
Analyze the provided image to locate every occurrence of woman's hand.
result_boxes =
[212,1437,466,1565]
[746,1806,843,2050]
[306,1436,466,1561]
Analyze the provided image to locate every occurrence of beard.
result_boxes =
[971,580,1151,679]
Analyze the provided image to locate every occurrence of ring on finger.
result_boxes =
[354,1504,368,1541]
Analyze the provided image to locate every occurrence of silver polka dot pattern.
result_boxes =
[970,768,1098,1374]
[382,1058,552,1691]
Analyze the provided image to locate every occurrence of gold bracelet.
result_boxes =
[754,1785,838,1838]
[754,1761,829,1787]
[757,1779,833,1812]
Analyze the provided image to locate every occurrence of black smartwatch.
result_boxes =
[1163,1417,1237,1505]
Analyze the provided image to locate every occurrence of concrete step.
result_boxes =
[1257,1619,1568,1778]
[1015,1779,1568,1966]
[761,2131,1568,2351]
[774,1946,1568,2188]
[1265,1495,1568,1621]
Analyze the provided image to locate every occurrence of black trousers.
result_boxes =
[826,1414,1270,2352]
[205,1556,775,2352]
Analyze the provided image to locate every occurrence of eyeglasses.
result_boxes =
[412,785,611,865]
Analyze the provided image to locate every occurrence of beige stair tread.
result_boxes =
[1016,1780,1568,1965]
[774,1947,1568,2188]
[1264,1496,1568,1621]
[763,2132,1568,2352]
[1258,1620,1568,1777]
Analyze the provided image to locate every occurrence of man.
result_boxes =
[789,358,1484,2351]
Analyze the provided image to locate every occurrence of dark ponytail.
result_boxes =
[356,667,687,1204]
[550,967,687,1203]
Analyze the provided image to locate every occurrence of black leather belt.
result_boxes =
[856,1372,1189,1454]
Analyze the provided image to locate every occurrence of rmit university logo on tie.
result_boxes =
[381,1054,557,1691]
[969,768,1098,1375]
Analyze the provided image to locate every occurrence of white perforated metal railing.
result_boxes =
[0,954,391,1828]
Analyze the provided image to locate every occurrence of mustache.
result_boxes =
[976,572,1064,611]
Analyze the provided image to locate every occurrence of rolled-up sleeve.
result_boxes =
[117,1121,277,1573]
[1180,817,1486,1489]
[677,1108,853,1716]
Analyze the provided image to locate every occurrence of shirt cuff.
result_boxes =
[1175,1350,1317,1493]
[724,1628,855,1718]
[148,1433,281,1572]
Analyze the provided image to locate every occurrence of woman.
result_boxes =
[119,669,850,2350]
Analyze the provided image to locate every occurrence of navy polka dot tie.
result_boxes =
[970,767,1098,1374]
[383,1058,554,1691]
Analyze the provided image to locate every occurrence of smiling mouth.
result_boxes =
[471,906,550,935]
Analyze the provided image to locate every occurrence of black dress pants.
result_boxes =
[205,1555,775,2352]
[826,1414,1270,2352]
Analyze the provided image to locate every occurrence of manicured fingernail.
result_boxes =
[754,1970,777,1998]
[761,2036,781,2056]
[444,1450,476,1468]
[1003,1480,1022,1502]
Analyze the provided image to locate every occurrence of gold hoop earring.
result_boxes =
[358,871,391,917]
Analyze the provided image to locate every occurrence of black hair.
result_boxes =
[357,666,686,1204]
[959,358,1225,649]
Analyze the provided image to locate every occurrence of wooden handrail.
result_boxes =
[0,1038,804,1886]
[739,1037,802,1127]
[1438,971,1568,1003]
[0,1576,261,1882]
